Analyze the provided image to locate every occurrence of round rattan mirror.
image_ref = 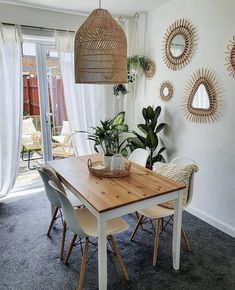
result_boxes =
[225,35,235,78]
[162,19,197,71]
[159,81,173,101]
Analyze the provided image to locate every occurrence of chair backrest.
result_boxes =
[48,181,86,236]
[36,165,65,208]
[170,156,198,207]
[22,117,37,135]
[61,121,71,136]
[128,148,149,167]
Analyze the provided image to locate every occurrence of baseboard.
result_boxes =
[186,205,235,238]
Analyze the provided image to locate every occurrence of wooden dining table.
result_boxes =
[49,154,186,290]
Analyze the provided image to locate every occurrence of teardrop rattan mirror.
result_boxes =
[162,19,198,71]
[225,35,235,78]
[159,81,173,101]
[182,68,221,123]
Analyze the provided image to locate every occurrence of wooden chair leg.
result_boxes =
[130,214,144,241]
[77,237,89,290]
[65,233,77,265]
[108,235,129,281]
[135,211,144,230]
[153,218,161,266]
[160,218,164,231]
[60,221,66,260]
[181,227,191,252]
[47,207,58,236]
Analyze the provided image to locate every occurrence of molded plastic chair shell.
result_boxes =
[48,181,87,237]
[128,148,149,167]
[37,166,63,208]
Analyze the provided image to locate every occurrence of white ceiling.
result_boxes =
[0,0,172,16]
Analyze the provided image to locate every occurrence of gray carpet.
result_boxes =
[0,191,235,290]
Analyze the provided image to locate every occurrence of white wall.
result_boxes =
[140,0,235,237]
[0,3,85,30]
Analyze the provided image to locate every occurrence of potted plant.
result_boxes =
[79,112,129,169]
[113,84,128,97]
[127,105,166,169]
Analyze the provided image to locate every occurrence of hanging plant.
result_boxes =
[113,84,128,96]
[113,55,156,96]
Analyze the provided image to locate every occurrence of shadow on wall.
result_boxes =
[162,107,186,161]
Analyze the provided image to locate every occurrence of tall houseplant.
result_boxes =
[127,106,166,169]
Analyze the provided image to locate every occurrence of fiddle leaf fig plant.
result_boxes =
[78,112,129,157]
[127,105,166,169]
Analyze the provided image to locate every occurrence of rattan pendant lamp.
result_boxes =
[74,0,127,84]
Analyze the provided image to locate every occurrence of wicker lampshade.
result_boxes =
[74,8,127,84]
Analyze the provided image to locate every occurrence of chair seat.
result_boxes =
[52,135,67,144]
[65,189,83,208]
[75,208,128,238]
[138,205,174,219]
[52,146,74,157]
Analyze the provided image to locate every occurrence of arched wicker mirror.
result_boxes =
[225,35,235,78]
[159,81,173,101]
[182,68,221,123]
[162,19,198,71]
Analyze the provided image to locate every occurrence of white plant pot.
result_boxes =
[103,155,113,169]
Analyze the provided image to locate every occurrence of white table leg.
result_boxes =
[172,190,183,270]
[97,214,107,290]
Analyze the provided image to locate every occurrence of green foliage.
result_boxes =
[127,105,166,169]
[78,112,129,157]
[113,84,128,96]
[127,55,153,83]
[112,55,154,95]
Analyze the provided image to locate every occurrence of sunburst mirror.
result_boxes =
[182,68,221,123]
[162,19,198,71]
[225,35,235,78]
[159,81,173,101]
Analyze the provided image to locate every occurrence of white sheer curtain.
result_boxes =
[55,31,115,156]
[119,13,146,130]
[0,24,22,198]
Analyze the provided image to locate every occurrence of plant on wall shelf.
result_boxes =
[127,105,166,169]
[112,55,156,95]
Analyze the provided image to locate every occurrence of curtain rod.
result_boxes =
[2,22,75,33]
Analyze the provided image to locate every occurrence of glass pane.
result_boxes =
[15,42,42,189]
[45,49,74,159]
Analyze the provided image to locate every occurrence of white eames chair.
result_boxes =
[37,165,82,259]
[128,148,149,167]
[130,156,198,266]
[48,180,129,290]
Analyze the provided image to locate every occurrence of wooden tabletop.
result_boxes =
[49,154,186,213]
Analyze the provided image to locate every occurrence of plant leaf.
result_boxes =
[137,124,150,135]
[131,131,146,144]
[156,147,166,155]
[146,106,154,121]
[121,148,128,157]
[112,111,125,126]
[127,137,145,148]
[145,130,158,150]
[155,123,166,133]
[116,124,129,132]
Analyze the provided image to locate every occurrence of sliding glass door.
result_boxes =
[14,36,69,190]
